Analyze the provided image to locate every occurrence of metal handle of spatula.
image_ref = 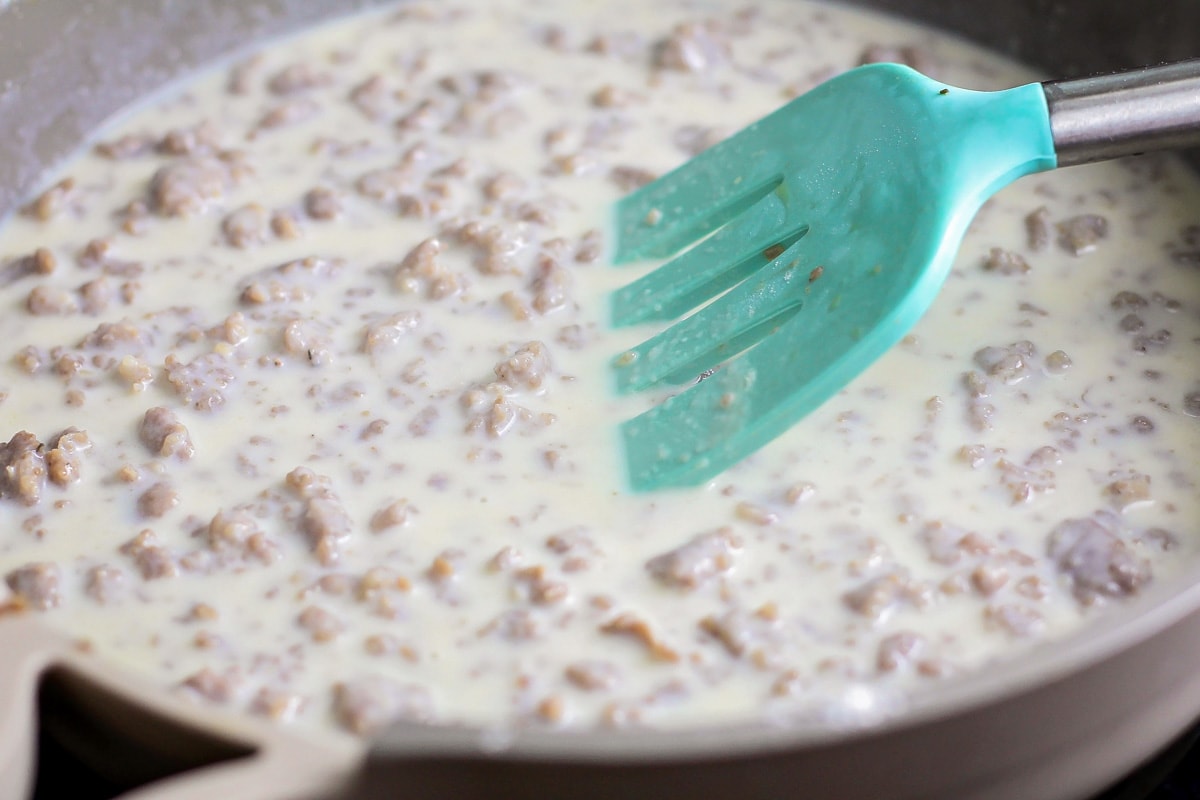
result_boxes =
[1045,58,1200,166]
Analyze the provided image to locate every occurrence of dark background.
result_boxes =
[30,717,1200,799]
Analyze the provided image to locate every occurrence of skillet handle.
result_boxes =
[111,729,356,800]
[1043,58,1200,166]
[0,617,57,799]
[0,617,360,800]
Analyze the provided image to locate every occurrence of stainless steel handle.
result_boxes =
[1043,59,1200,167]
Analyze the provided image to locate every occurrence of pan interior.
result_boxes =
[0,0,1197,766]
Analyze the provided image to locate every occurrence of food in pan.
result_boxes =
[1,0,1198,737]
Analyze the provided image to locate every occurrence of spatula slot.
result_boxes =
[612,207,807,328]
[656,298,806,387]
[615,166,785,263]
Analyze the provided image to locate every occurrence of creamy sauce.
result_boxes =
[0,0,1198,738]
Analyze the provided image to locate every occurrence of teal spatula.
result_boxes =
[611,60,1200,492]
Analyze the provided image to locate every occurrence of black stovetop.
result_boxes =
[30,717,1200,799]
[1095,722,1200,800]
